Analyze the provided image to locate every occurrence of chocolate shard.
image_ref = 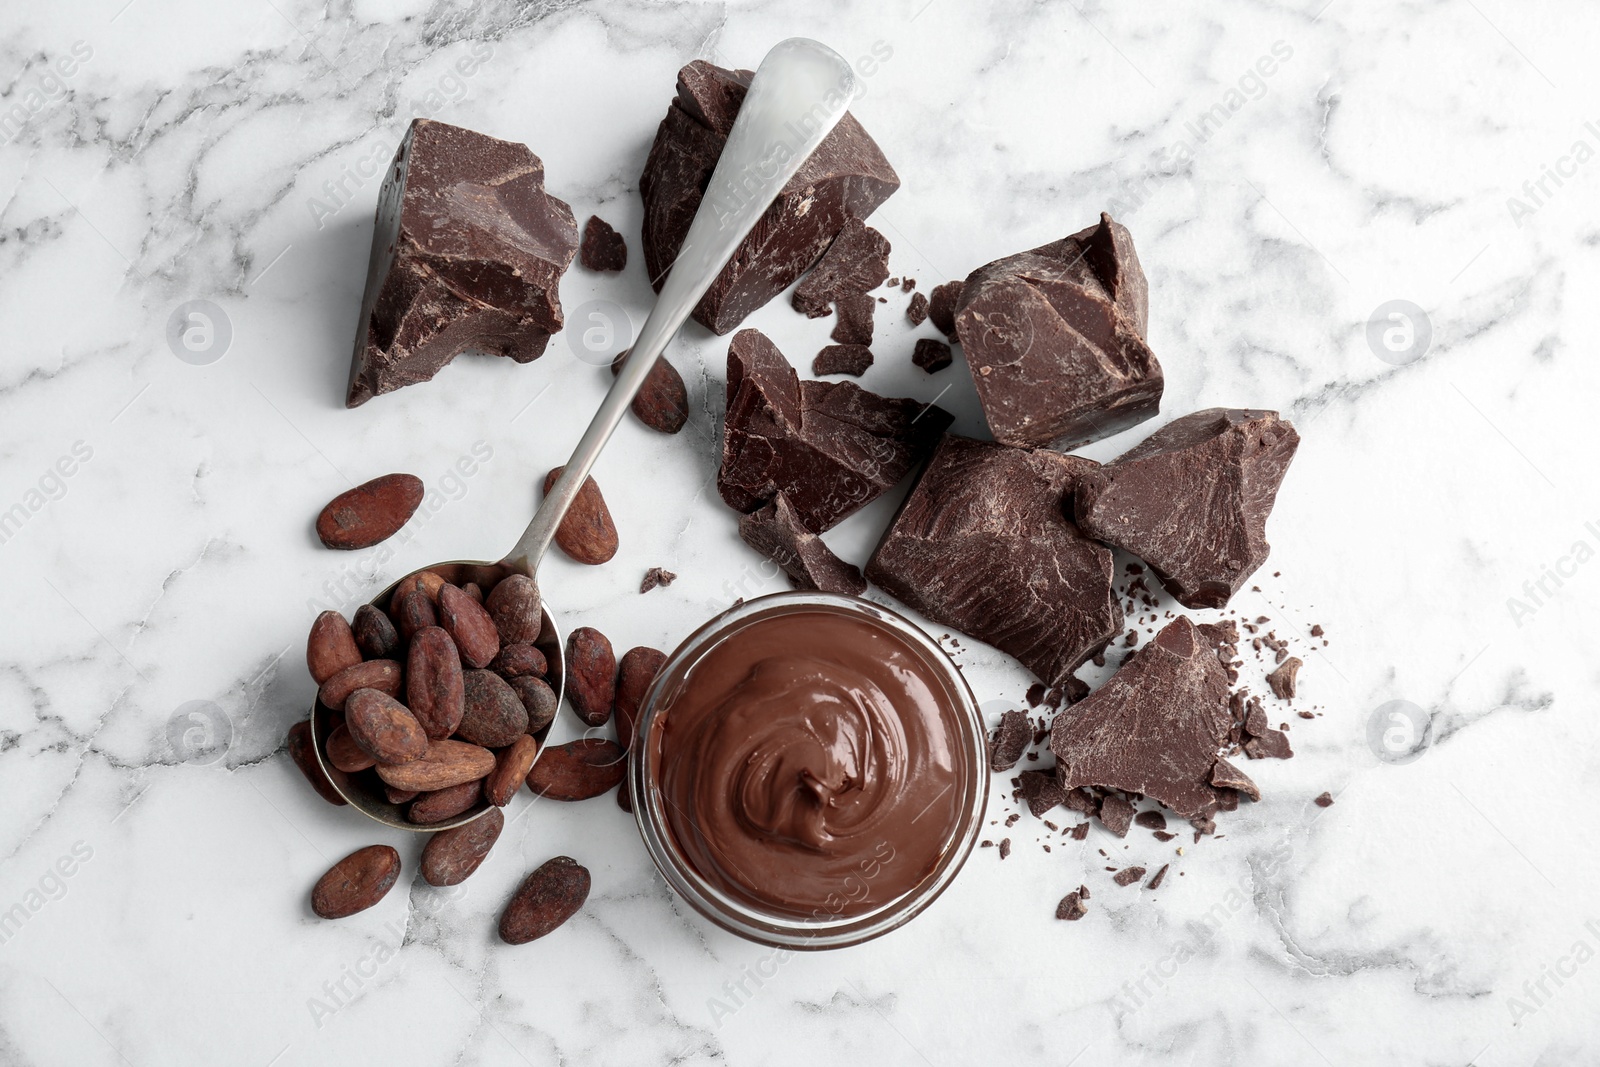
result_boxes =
[989,709,1032,773]
[1076,408,1300,608]
[347,119,578,407]
[1049,616,1233,822]
[1097,794,1135,837]
[1018,769,1067,817]
[952,212,1162,448]
[1210,756,1260,801]
[580,215,627,272]
[719,330,952,532]
[911,338,953,373]
[906,291,929,326]
[640,60,900,334]
[737,493,866,596]
[1146,864,1169,890]
[866,434,1122,687]
[812,344,874,377]
[928,281,962,337]
[792,217,892,318]
[831,291,876,346]
[1113,866,1146,887]
[1055,890,1088,920]
[1267,656,1302,700]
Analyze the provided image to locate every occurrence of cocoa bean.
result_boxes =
[316,474,423,550]
[393,589,438,642]
[525,739,625,801]
[346,688,428,764]
[352,604,400,660]
[485,735,538,806]
[375,739,495,792]
[611,350,689,434]
[408,779,482,824]
[542,467,618,565]
[490,642,547,680]
[498,856,590,944]
[307,611,361,684]
[485,574,542,646]
[287,719,346,806]
[615,646,666,753]
[311,844,401,918]
[509,676,559,734]
[462,581,483,604]
[318,659,402,711]
[566,627,616,727]
[438,583,500,668]
[422,807,504,886]
[406,626,465,740]
[325,722,376,773]
[459,670,529,748]
[383,784,420,805]
[390,570,445,610]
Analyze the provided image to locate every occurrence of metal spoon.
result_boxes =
[313,38,861,830]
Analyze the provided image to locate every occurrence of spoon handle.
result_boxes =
[500,38,858,575]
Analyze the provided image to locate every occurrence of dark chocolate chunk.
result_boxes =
[1152,830,1175,842]
[737,492,867,596]
[906,291,929,326]
[580,215,627,272]
[347,119,578,407]
[1209,757,1260,801]
[1075,408,1301,608]
[1055,891,1088,921]
[719,330,952,532]
[1097,794,1135,837]
[639,567,677,593]
[952,213,1161,447]
[1245,728,1294,761]
[831,291,876,345]
[1134,810,1167,831]
[1018,769,1068,817]
[911,338,953,373]
[1026,683,1046,707]
[866,434,1121,687]
[812,344,874,377]
[989,709,1031,772]
[1070,822,1090,840]
[1314,791,1334,807]
[1309,624,1324,638]
[792,217,892,318]
[1113,866,1146,887]
[640,60,900,334]
[1050,616,1233,822]
[927,281,962,337]
[1146,864,1169,890]
[1267,656,1302,700]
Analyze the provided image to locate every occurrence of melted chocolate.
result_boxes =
[652,607,968,918]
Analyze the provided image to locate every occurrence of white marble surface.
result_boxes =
[1,0,1597,1063]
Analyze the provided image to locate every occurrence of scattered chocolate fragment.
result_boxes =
[927,281,962,337]
[905,291,929,326]
[1098,794,1135,837]
[1113,866,1146,887]
[867,434,1121,686]
[639,567,678,594]
[1267,656,1302,700]
[989,709,1032,772]
[580,215,627,272]
[954,213,1161,448]
[1075,409,1300,608]
[911,338,953,373]
[1026,683,1046,707]
[640,60,899,334]
[316,475,424,549]
[1070,823,1090,840]
[1055,890,1088,921]
[347,119,577,407]
[1314,791,1334,807]
[831,292,876,345]
[1134,810,1167,831]
[998,838,1012,859]
[902,277,916,292]
[812,344,875,377]
[792,217,892,318]
[738,493,867,596]
[1146,864,1169,890]
[1209,757,1260,802]
[1152,830,1175,842]
[1018,769,1068,817]
[719,330,951,532]
[1050,616,1233,824]
[1245,728,1294,761]
[1310,624,1324,638]
[611,349,690,435]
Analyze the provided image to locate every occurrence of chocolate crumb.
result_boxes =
[1267,656,1302,700]
[1146,864,1169,890]
[639,567,677,593]
[1310,624,1324,637]
[1005,813,1020,827]
[998,838,1011,859]
[580,215,628,272]
[1152,830,1175,842]
[1026,683,1047,707]
[902,277,916,291]
[989,709,1032,772]
[1134,810,1167,831]
[1314,791,1333,807]
[1098,794,1135,837]
[906,291,929,326]
[1055,891,1088,921]
[1113,866,1146,887]
[1070,823,1090,840]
